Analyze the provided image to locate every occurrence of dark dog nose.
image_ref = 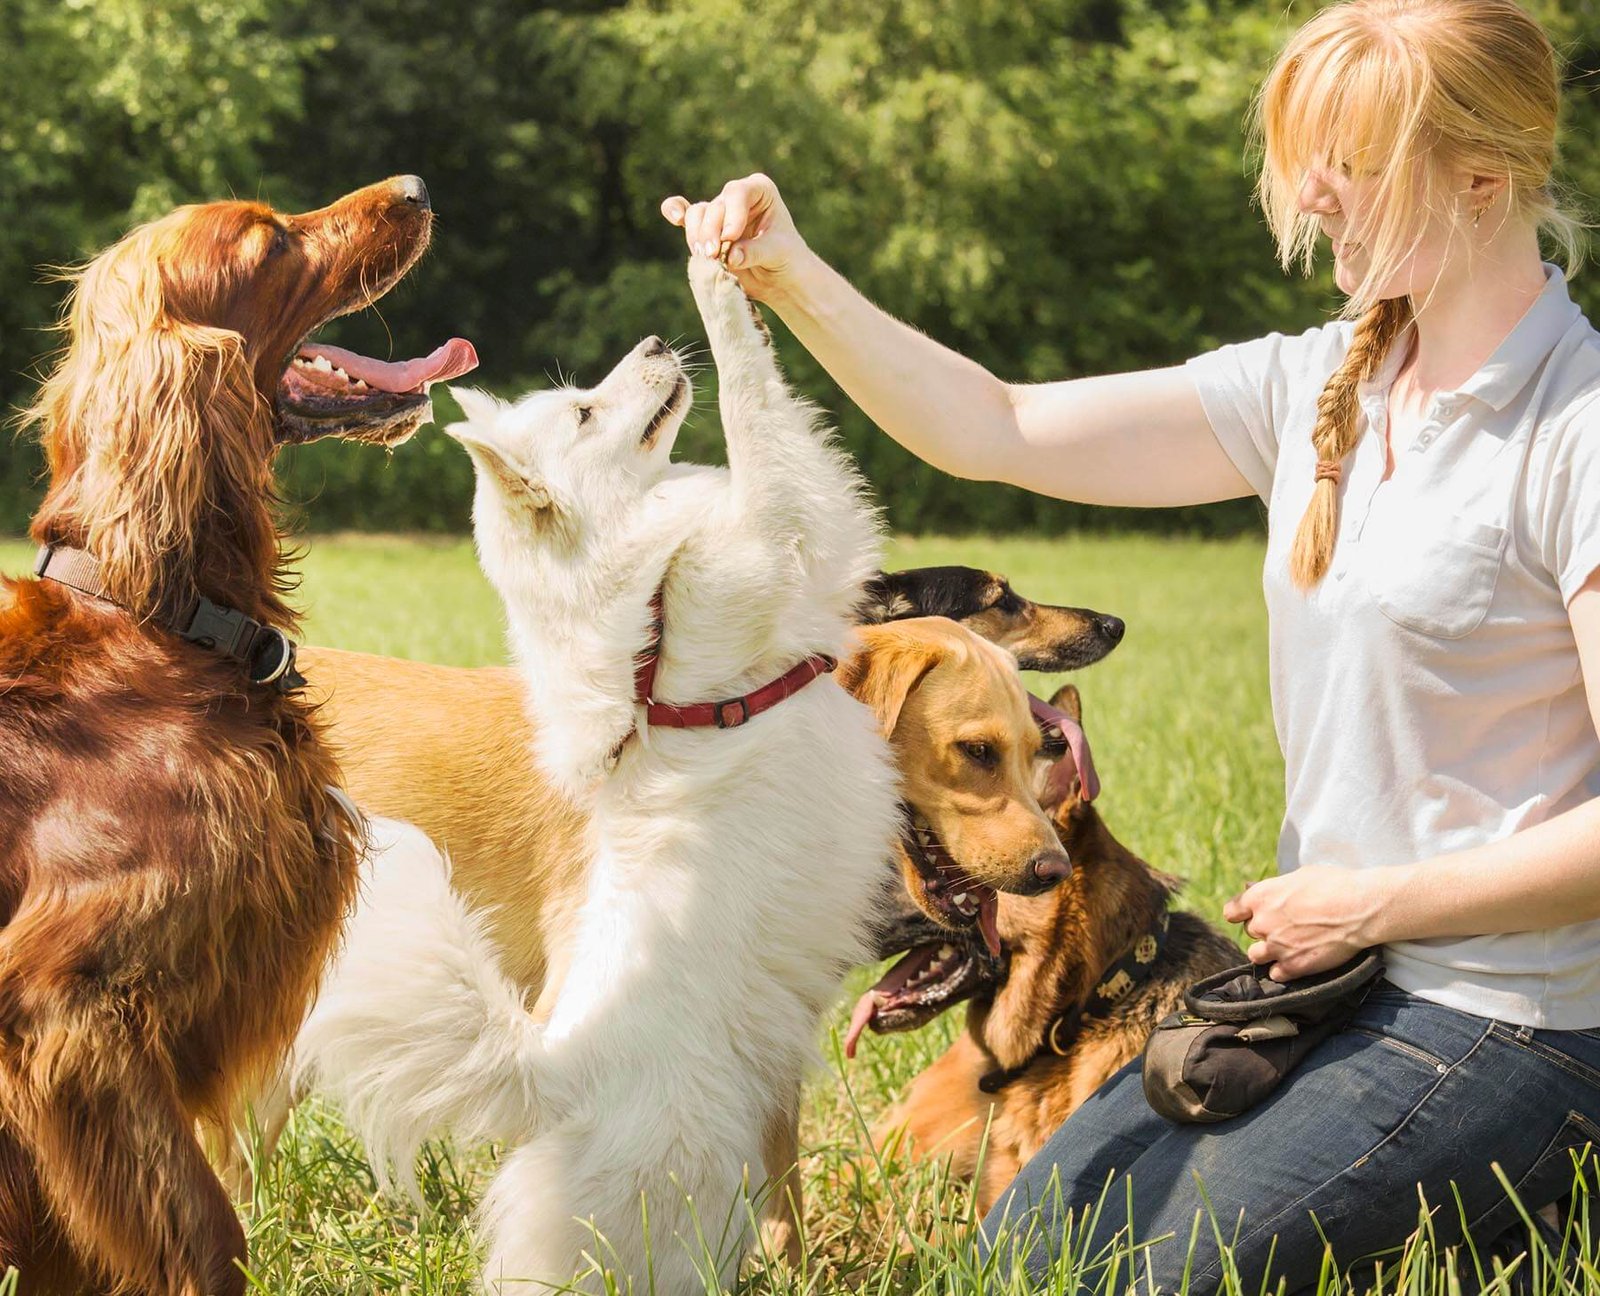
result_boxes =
[1031,849,1072,887]
[394,175,430,209]
[643,336,669,357]
[1096,614,1126,643]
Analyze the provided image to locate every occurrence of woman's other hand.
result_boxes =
[1223,866,1386,981]
[660,173,810,303]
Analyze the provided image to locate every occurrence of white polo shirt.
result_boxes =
[1187,265,1600,1027]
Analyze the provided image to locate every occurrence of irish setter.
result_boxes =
[0,177,475,1294]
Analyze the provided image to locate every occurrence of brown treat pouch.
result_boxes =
[1142,951,1384,1124]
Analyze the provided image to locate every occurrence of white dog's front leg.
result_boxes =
[686,256,856,543]
[688,255,783,408]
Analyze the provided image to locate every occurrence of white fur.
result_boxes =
[299,259,901,1293]
[294,817,542,1199]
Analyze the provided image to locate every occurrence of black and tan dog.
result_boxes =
[861,566,1124,671]
[854,684,1240,1215]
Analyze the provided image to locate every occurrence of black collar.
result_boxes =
[978,908,1171,1093]
[34,543,305,693]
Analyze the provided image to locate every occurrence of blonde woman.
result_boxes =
[664,0,1600,1286]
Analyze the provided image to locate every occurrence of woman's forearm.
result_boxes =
[1373,795,1600,942]
[665,174,1254,507]
[765,251,1025,483]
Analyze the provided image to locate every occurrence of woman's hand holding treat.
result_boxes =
[660,173,811,304]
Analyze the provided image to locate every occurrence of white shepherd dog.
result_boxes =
[296,257,900,1292]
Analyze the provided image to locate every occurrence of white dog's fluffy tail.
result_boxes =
[293,817,543,1198]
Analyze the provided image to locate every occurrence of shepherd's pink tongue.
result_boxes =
[299,338,479,393]
[844,992,879,1059]
[1029,695,1101,803]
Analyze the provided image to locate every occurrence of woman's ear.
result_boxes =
[1467,173,1509,219]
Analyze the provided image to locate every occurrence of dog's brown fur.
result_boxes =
[839,619,1070,923]
[873,685,1240,1215]
[0,179,434,1295]
[296,650,591,1007]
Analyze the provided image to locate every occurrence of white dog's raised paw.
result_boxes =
[687,252,741,297]
[688,256,773,354]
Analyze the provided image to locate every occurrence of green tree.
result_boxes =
[1,0,309,527]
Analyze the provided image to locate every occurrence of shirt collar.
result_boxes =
[1455,263,1582,411]
[1358,263,1581,414]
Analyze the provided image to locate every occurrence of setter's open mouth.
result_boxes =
[277,335,478,447]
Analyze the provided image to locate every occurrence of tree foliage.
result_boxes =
[3,0,1596,536]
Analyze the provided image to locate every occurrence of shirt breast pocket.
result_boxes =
[1366,515,1508,639]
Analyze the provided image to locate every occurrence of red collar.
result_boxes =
[631,585,836,730]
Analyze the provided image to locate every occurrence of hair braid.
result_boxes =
[1289,295,1413,590]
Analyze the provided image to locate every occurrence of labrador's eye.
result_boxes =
[960,741,998,770]
[575,406,593,426]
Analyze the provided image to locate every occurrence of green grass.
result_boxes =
[0,533,1578,1293]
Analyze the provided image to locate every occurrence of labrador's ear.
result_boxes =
[837,626,945,738]
[1048,682,1083,725]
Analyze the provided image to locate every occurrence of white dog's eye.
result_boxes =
[575,406,593,426]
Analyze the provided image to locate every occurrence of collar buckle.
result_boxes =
[181,597,255,659]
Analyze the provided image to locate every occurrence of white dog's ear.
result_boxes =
[448,385,507,427]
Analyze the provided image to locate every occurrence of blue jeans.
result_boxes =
[980,981,1600,1292]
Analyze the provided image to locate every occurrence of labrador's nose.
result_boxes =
[1031,849,1072,887]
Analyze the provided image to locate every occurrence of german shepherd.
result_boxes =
[858,683,1240,1214]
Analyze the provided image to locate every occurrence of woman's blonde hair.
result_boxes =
[1252,0,1583,590]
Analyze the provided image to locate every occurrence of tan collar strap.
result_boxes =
[34,543,305,693]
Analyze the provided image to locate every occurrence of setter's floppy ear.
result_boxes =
[836,625,946,738]
[28,227,280,625]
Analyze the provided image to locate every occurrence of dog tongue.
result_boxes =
[1029,694,1101,802]
[977,895,1002,958]
[842,944,940,1059]
[299,338,479,393]
[844,992,878,1059]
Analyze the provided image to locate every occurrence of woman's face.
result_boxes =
[1296,162,1466,303]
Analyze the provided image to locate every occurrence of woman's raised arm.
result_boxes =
[664,174,1255,508]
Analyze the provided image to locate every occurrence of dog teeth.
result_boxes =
[310,355,333,373]
[938,944,955,960]
[352,378,369,391]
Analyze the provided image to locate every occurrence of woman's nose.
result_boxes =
[1297,168,1340,216]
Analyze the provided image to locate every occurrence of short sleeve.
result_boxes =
[1536,392,1600,605]
[1185,324,1349,504]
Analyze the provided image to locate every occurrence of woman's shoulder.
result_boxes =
[1190,318,1353,394]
